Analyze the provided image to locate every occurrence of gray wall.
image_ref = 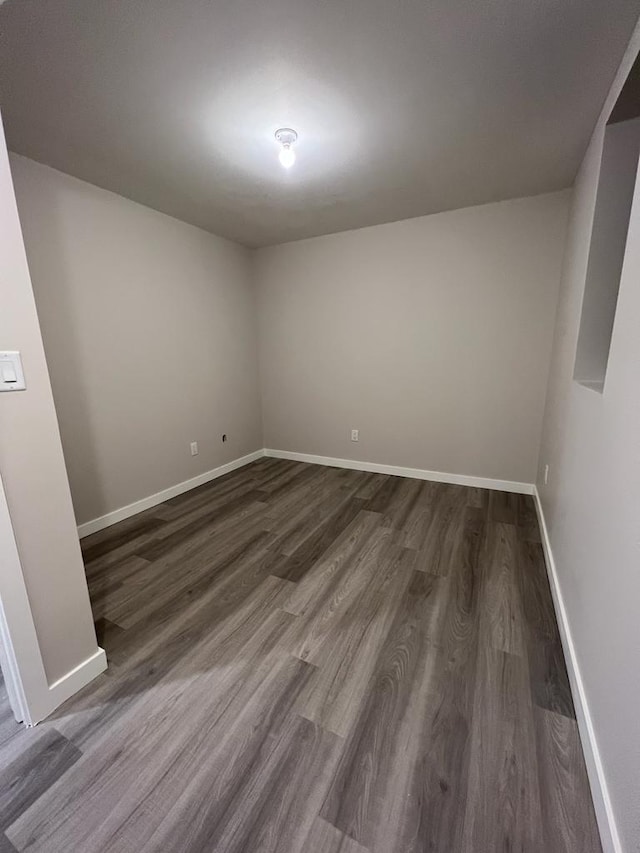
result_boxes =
[256,192,569,485]
[0,121,99,683]
[11,155,263,526]
[537,32,640,853]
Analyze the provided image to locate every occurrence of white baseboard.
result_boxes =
[264,449,534,494]
[77,450,265,538]
[78,447,532,540]
[40,647,107,723]
[533,487,621,853]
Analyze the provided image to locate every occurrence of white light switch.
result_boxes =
[2,364,17,383]
[0,352,26,392]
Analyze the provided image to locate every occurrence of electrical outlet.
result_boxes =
[544,464,549,485]
[351,429,359,442]
[190,441,199,456]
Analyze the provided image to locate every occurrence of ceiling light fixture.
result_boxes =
[275,128,297,168]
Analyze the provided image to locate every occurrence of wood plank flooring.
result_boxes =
[0,458,602,852]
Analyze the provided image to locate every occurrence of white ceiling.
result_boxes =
[1,0,639,247]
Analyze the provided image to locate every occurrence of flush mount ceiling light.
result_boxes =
[275,128,298,168]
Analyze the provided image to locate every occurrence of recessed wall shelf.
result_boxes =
[573,53,640,393]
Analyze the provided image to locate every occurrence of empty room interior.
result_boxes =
[1,2,640,852]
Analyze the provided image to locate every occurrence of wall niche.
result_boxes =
[574,52,640,392]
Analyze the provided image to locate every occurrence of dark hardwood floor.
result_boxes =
[0,458,602,852]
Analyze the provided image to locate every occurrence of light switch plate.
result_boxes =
[0,352,26,392]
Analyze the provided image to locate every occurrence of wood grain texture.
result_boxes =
[482,521,525,656]
[461,646,543,852]
[0,834,17,853]
[0,730,81,831]
[305,818,371,853]
[534,708,603,853]
[320,568,444,849]
[0,461,600,852]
